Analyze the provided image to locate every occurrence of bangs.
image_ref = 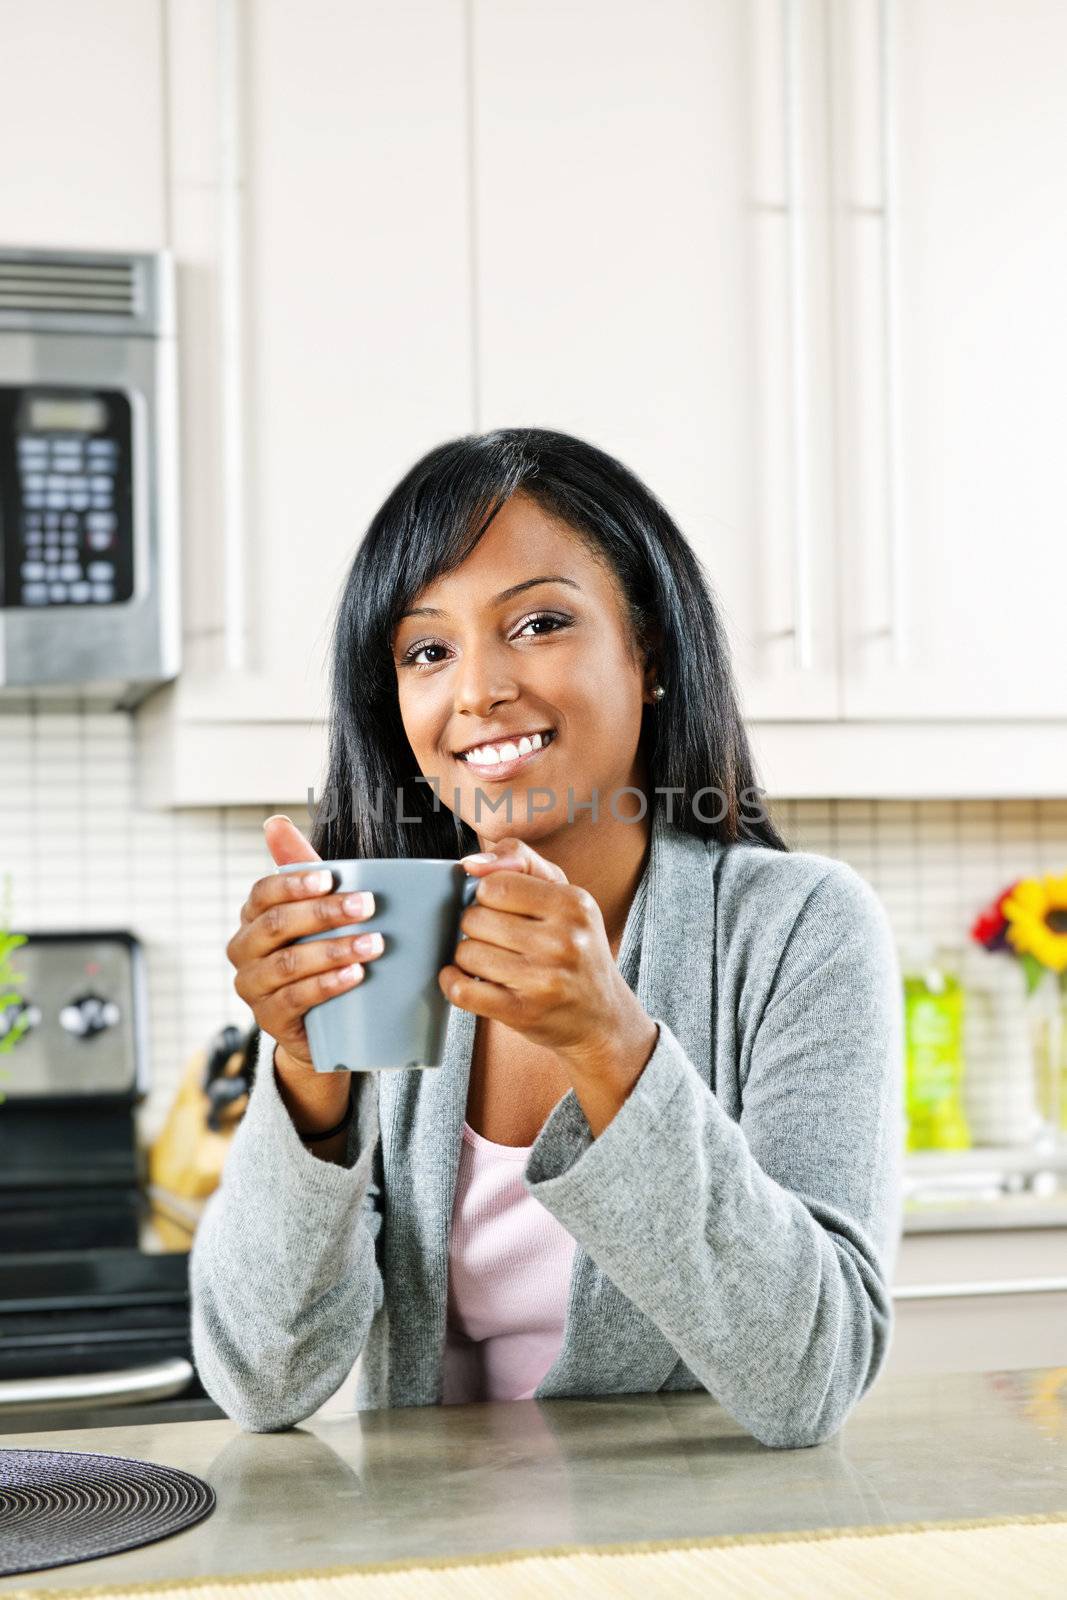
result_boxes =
[374,437,533,648]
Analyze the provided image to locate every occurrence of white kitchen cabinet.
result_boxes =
[886,1224,1067,1378]
[471,0,840,723]
[830,0,1067,721]
[134,0,1067,805]
[0,0,166,251]
[471,0,1067,735]
[137,0,475,803]
[231,0,473,709]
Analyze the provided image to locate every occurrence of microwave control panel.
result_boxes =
[0,386,135,608]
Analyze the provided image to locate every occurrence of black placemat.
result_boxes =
[0,1447,216,1577]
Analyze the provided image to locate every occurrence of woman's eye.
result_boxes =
[401,641,448,667]
[399,612,572,670]
[516,610,571,639]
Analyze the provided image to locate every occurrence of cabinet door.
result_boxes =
[239,0,474,713]
[832,0,1067,720]
[887,1225,1067,1378]
[0,0,166,250]
[472,0,839,719]
[167,0,474,720]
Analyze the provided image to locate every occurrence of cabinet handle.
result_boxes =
[782,0,814,672]
[894,1277,1067,1302]
[877,0,908,667]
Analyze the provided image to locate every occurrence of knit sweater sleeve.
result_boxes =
[522,858,904,1450]
[188,1028,384,1431]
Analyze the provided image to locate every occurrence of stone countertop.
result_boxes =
[3,1366,1066,1592]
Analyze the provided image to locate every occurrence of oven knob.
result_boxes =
[0,999,41,1039]
[59,992,122,1038]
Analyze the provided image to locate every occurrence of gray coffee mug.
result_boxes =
[277,858,480,1072]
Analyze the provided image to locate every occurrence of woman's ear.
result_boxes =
[641,623,664,689]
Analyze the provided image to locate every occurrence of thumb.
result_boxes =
[460,835,568,884]
[263,814,322,869]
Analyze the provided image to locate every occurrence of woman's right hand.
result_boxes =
[227,815,385,1081]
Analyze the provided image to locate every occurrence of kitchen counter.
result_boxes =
[144,1184,1067,1245]
[903,1188,1067,1233]
[141,1159,1067,1247]
[3,1365,1066,1592]
[903,1148,1067,1232]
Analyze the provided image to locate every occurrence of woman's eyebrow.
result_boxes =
[397,575,581,623]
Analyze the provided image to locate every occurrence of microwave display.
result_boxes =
[27,394,109,433]
[0,385,134,609]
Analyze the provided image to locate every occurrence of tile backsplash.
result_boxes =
[1,708,1065,1141]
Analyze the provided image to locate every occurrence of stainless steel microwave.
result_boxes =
[0,247,180,709]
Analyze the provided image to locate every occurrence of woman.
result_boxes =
[191,428,902,1449]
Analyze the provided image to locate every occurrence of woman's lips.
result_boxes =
[457,732,555,782]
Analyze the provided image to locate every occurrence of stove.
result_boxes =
[0,931,221,1429]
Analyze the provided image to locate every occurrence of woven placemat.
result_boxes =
[0,1448,216,1578]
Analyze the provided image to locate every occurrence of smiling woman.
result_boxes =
[191,428,903,1450]
[311,428,785,863]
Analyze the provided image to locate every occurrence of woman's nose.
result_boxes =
[451,647,521,715]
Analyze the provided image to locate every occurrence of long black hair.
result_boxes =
[308,427,789,859]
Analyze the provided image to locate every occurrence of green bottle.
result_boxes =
[902,942,972,1151]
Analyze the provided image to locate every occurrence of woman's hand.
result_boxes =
[226,816,386,1147]
[441,836,659,1132]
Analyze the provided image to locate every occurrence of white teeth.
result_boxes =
[462,729,552,765]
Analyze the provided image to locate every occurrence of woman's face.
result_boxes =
[391,491,657,847]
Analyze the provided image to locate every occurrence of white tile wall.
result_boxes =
[0,708,278,1140]
[774,796,1067,954]
[1,709,1065,1141]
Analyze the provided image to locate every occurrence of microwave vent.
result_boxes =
[0,256,138,319]
[0,249,172,337]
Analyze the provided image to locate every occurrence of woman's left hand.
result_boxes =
[439,835,659,1090]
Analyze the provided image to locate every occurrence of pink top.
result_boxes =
[441,1119,577,1404]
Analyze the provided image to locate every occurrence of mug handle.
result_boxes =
[454,875,481,953]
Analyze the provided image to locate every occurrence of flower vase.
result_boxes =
[961,946,1039,1147]
[1029,972,1066,1151]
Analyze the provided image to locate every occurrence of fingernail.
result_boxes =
[461,852,497,864]
[301,869,332,891]
[342,891,374,915]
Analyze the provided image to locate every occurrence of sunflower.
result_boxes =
[1000,873,1067,974]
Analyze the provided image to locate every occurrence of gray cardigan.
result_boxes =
[190,803,904,1449]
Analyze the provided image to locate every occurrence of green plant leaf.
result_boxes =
[1020,951,1048,995]
[0,899,28,1099]
[0,1023,29,1054]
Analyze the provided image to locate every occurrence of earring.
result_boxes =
[651,684,666,701]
